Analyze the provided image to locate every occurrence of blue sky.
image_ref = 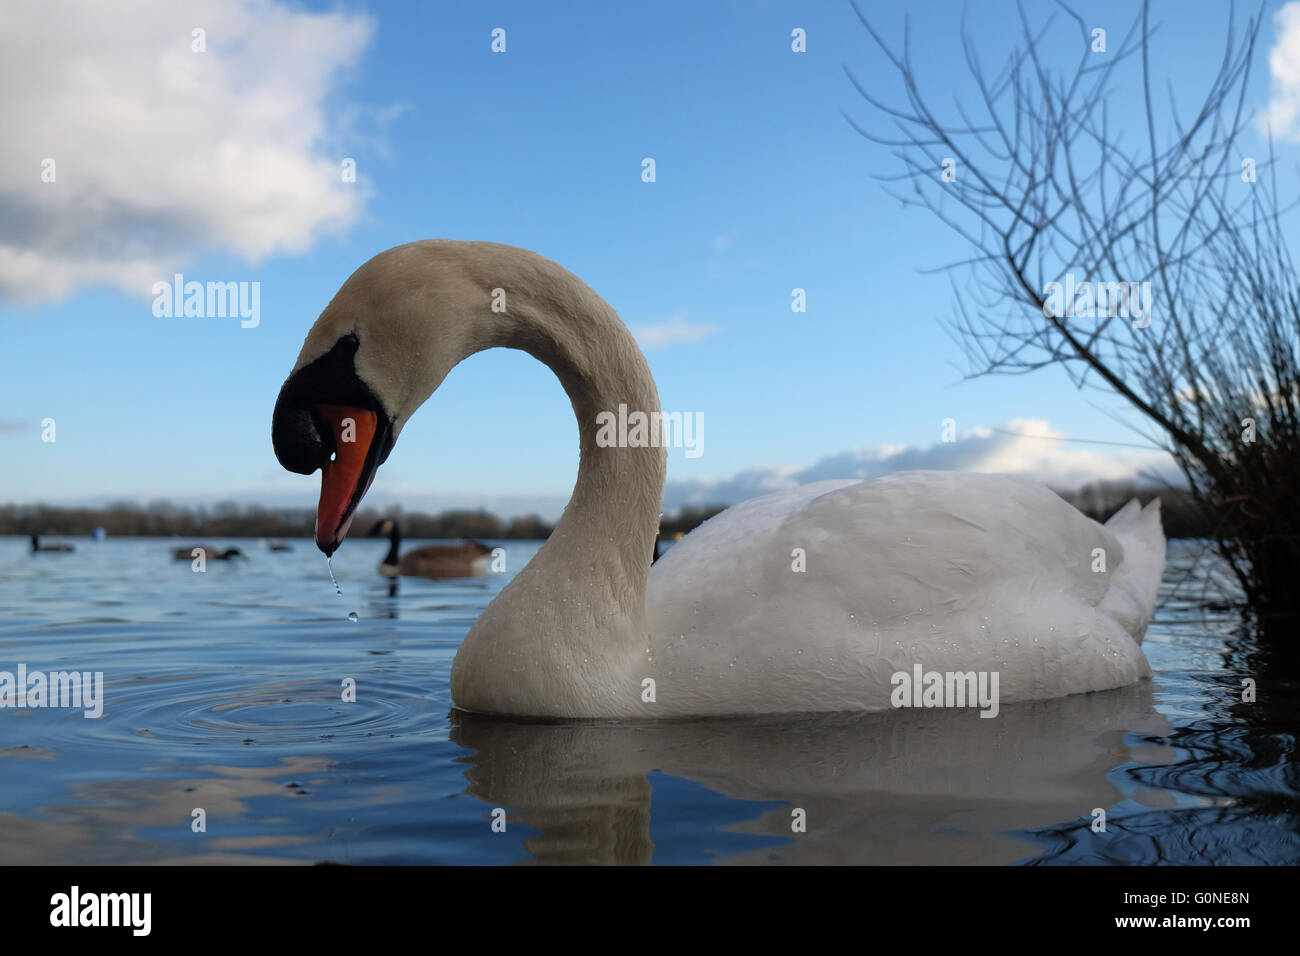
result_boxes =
[3,0,1298,519]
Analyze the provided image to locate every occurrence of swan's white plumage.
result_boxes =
[645,471,1164,715]
[285,239,1167,719]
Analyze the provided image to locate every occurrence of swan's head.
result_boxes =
[273,239,632,556]
[272,242,488,555]
[272,330,398,555]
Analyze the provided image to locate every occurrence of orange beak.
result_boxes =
[313,404,379,555]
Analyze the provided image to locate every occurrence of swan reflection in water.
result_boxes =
[4,664,1296,864]
[448,682,1173,865]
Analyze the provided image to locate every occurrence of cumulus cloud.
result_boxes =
[0,0,375,304]
[629,313,718,349]
[663,419,1178,510]
[1263,2,1300,140]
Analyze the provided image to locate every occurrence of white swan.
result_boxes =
[272,240,1165,719]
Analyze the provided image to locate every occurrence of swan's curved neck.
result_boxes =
[358,242,664,622]
[470,265,666,605]
[468,282,668,709]
[317,241,668,714]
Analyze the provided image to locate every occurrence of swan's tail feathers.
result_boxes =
[1101,497,1167,643]
[1104,497,1143,529]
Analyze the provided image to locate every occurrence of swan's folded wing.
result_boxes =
[646,471,1152,714]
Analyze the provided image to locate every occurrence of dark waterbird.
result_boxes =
[171,546,245,561]
[30,534,74,553]
[367,518,491,580]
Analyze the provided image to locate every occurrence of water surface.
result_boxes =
[1,536,1296,864]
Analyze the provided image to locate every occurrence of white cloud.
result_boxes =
[630,313,718,349]
[663,418,1179,510]
[1263,2,1300,140]
[0,0,376,304]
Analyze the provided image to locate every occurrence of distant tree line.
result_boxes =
[0,501,554,540]
[1,483,1216,542]
[658,505,728,538]
[1055,481,1208,540]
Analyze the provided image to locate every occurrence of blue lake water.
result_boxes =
[1,535,1296,864]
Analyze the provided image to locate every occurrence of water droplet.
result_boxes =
[326,556,342,597]
[347,611,359,623]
